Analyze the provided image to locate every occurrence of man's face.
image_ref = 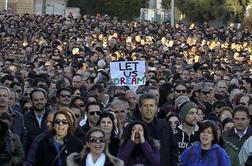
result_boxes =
[174,85,187,98]
[87,105,101,125]
[139,99,157,123]
[125,91,138,110]
[46,113,54,131]
[31,91,47,111]
[148,89,160,103]
[112,103,127,124]
[217,82,228,95]
[184,108,198,126]
[181,70,190,81]
[72,75,82,89]
[58,90,71,106]
[233,111,250,131]
[0,89,9,107]
[8,91,16,107]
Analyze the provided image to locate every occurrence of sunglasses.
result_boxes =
[60,94,71,98]
[89,111,101,116]
[88,137,106,143]
[54,119,68,125]
[175,89,187,93]
[114,110,126,114]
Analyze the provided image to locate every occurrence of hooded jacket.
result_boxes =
[181,143,230,166]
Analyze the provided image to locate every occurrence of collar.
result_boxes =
[34,110,46,118]
[178,123,199,135]
[234,127,248,138]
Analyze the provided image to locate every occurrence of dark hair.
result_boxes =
[213,100,226,110]
[30,88,47,100]
[85,101,103,113]
[52,111,74,134]
[159,83,174,106]
[96,111,116,139]
[121,120,155,148]
[199,120,218,145]
[90,83,104,93]
[138,93,157,107]
[56,88,72,97]
[221,117,233,129]
[166,112,180,122]
[233,105,250,119]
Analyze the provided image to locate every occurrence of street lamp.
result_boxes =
[171,0,175,27]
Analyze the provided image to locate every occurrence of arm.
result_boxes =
[169,129,179,166]
[117,140,136,165]
[239,140,249,166]
[10,133,25,165]
[220,148,231,166]
[141,141,160,166]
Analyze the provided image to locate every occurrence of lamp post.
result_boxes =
[5,0,8,10]
[171,0,175,27]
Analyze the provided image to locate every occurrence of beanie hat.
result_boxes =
[178,101,197,121]
[175,96,190,109]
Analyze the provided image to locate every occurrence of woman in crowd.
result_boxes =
[118,121,160,166]
[166,112,180,130]
[31,111,82,166]
[181,120,230,166]
[97,111,120,156]
[67,127,123,166]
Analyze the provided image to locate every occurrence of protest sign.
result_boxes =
[110,61,146,86]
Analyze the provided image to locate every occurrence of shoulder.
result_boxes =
[66,152,80,166]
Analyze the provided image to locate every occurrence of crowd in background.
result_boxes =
[0,12,252,166]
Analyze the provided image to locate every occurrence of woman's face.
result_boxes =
[168,116,180,130]
[224,122,234,131]
[132,124,144,144]
[197,109,204,123]
[53,113,69,138]
[100,117,113,134]
[87,131,106,156]
[200,127,214,148]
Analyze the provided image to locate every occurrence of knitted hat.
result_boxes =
[178,101,197,121]
[175,96,190,109]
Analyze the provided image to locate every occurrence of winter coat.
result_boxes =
[239,136,252,166]
[118,140,160,166]
[24,109,50,154]
[66,152,124,166]
[181,143,230,166]
[27,132,82,166]
[0,120,25,166]
[222,127,252,166]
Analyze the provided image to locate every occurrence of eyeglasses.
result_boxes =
[175,89,187,93]
[54,119,68,125]
[114,110,126,114]
[60,94,71,98]
[88,111,101,116]
[88,137,106,143]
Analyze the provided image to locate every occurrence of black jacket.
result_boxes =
[24,109,50,153]
[142,118,178,166]
[30,132,82,166]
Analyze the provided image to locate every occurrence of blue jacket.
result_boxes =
[181,143,230,166]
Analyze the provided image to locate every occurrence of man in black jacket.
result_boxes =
[24,88,50,154]
[138,93,178,166]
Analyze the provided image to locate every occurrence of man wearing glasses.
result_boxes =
[81,102,102,133]
[56,88,72,110]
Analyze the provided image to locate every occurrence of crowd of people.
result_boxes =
[0,11,252,166]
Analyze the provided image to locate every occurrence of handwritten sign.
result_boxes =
[110,61,146,86]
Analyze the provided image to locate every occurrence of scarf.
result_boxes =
[86,153,106,166]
